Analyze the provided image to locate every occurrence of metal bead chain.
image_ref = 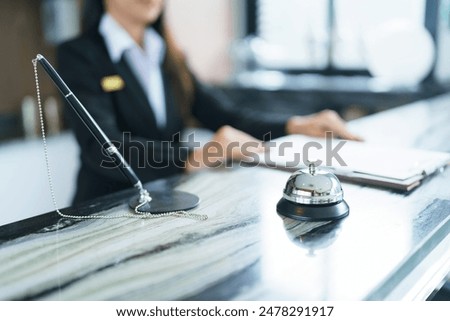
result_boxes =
[32,59,207,221]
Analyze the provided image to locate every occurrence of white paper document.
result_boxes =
[252,135,450,191]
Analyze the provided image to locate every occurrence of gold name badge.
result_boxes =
[101,75,125,92]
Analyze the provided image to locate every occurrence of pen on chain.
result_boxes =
[33,54,145,193]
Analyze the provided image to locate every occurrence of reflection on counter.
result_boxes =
[282,218,343,256]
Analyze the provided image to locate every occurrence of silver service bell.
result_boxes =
[276,163,349,221]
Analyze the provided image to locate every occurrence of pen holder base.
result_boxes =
[129,190,200,214]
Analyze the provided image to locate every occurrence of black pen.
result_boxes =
[34,54,145,193]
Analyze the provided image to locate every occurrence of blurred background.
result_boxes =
[1,0,450,224]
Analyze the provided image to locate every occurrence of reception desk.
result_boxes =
[1,93,449,300]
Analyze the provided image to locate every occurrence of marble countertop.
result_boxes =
[1,93,449,301]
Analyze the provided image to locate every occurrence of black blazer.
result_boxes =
[57,28,287,204]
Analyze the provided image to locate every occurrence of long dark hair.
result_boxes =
[82,0,104,31]
[82,0,194,124]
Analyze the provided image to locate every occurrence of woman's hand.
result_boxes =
[186,125,264,172]
[286,109,362,141]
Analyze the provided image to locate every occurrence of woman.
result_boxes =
[58,0,359,204]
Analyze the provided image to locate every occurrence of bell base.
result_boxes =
[277,198,349,221]
[129,190,200,214]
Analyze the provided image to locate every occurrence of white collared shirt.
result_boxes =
[99,13,167,129]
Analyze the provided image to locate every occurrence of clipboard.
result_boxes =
[252,135,450,192]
